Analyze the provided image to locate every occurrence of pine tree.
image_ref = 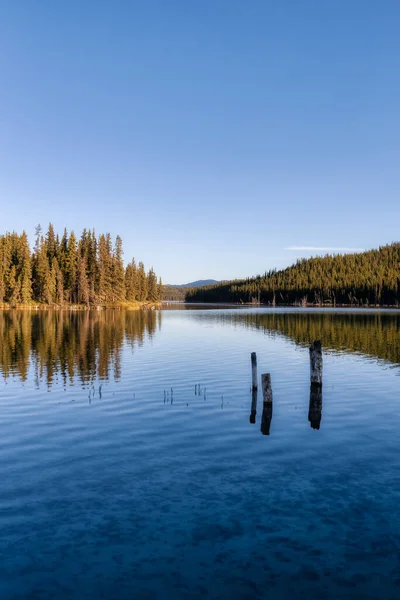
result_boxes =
[18,232,32,304]
[50,257,64,305]
[8,265,21,306]
[34,236,50,303]
[125,258,138,302]
[157,277,164,302]
[65,231,78,303]
[43,257,56,304]
[137,262,148,301]
[46,223,57,265]
[0,236,5,303]
[113,235,125,303]
[147,267,158,301]
[98,234,113,304]
[77,251,90,306]
[57,228,69,277]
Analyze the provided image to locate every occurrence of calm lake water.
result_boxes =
[1,308,400,599]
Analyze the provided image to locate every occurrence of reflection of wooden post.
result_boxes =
[309,384,322,430]
[310,341,323,386]
[261,373,273,435]
[249,388,257,424]
[251,352,257,390]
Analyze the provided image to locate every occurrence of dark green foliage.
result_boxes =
[137,262,148,302]
[147,268,158,302]
[163,285,187,301]
[0,224,162,306]
[97,234,113,304]
[46,223,57,264]
[0,231,33,306]
[185,244,400,307]
[112,235,125,303]
[65,231,78,303]
[125,259,138,302]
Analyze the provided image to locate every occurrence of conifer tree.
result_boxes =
[8,264,20,306]
[113,235,125,303]
[18,232,32,304]
[0,234,12,302]
[50,257,64,305]
[137,261,148,301]
[77,251,90,306]
[46,223,57,265]
[65,232,78,303]
[0,237,5,303]
[57,228,69,276]
[157,277,164,302]
[35,237,50,303]
[147,267,158,301]
[98,234,113,304]
[125,259,138,302]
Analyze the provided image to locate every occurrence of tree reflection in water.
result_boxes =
[230,311,400,367]
[0,309,159,386]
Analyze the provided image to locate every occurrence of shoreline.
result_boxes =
[169,301,400,309]
[2,302,399,311]
[0,301,162,311]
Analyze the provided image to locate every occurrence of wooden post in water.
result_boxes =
[251,352,258,390]
[309,340,323,386]
[261,373,273,435]
[309,340,323,430]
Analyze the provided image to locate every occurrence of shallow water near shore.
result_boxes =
[1,308,400,599]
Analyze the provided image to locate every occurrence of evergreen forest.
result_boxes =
[0,225,163,307]
[186,243,400,306]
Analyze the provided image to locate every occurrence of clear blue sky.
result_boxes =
[1,1,399,284]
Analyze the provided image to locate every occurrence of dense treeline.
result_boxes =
[0,224,163,307]
[163,285,187,301]
[186,244,400,306]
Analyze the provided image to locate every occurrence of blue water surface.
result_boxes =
[0,308,399,599]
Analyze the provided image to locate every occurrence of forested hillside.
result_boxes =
[186,244,400,306]
[0,224,162,307]
[163,286,187,301]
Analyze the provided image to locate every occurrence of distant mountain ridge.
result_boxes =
[171,279,218,288]
[163,280,219,301]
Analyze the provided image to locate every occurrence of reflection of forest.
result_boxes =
[0,310,160,384]
[233,311,400,366]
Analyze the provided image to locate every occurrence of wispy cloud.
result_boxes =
[285,246,365,252]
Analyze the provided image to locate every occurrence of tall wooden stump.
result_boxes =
[251,352,258,390]
[309,340,323,429]
[261,373,273,435]
[309,340,323,386]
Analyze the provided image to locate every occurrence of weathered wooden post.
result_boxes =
[309,340,323,386]
[309,340,323,430]
[261,373,273,435]
[251,352,258,390]
[249,388,257,424]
